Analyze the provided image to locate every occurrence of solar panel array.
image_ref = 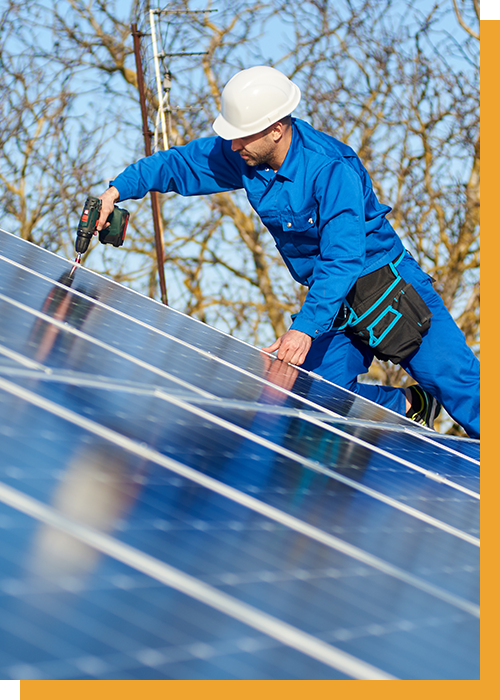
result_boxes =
[0,228,479,680]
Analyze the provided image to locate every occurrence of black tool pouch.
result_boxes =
[342,253,432,364]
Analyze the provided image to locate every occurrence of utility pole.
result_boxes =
[131,22,168,306]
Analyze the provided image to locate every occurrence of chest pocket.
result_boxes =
[281,209,319,256]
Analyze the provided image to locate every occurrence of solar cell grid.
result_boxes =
[0,229,480,679]
[0,249,479,469]
[0,376,479,545]
[0,236,426,424]
[0,392,479,603]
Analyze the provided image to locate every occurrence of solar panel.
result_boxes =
[0,228,480,680]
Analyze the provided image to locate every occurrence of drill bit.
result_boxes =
[69,253,81,278]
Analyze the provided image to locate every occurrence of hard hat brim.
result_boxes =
[212,113,258,140]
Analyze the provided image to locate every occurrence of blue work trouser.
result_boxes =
[301,252,480,438]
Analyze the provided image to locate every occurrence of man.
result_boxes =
[97,66,479,438]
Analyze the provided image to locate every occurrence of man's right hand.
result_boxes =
[96,186,120,231]
[261,329,312,366]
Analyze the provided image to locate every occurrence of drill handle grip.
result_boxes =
[77,196,102,236]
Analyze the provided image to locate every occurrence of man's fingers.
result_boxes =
[96,187,120,231]
[276,344,290,362]
[262,330,312,366]
[278,346,303,366]
[96,206,113,231]
[276,344,296,364]
[278,334,312,365]
[261,338,281,353]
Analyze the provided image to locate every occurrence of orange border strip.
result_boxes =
[480,17,495,694]
[17,677,483,699]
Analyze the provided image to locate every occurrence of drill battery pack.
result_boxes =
[99,205,129,248]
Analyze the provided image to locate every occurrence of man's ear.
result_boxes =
[270,121,285,142]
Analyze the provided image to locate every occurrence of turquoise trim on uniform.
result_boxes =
[339,250,407,332]
[367,306,402,347]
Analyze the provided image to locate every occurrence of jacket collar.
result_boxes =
[275,118,301,182]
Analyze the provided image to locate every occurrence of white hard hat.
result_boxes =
[213,66,301,140]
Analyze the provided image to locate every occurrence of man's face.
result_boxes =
[231,128,276,167]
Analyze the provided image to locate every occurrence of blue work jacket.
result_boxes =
[112,118,404,338]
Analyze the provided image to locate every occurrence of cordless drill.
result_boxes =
[72,195,129,270]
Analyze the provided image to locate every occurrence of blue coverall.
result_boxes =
[111,118,480,438]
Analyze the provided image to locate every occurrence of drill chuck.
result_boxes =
[75,232,93,254]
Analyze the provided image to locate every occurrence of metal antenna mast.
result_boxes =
[149,9,169,150]
[130,7,216,306]
[131,23,168,306]
[149,7,216,151]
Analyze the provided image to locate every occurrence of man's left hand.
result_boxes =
[261,329,312,366]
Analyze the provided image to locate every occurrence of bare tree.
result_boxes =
[0,3,110,260]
